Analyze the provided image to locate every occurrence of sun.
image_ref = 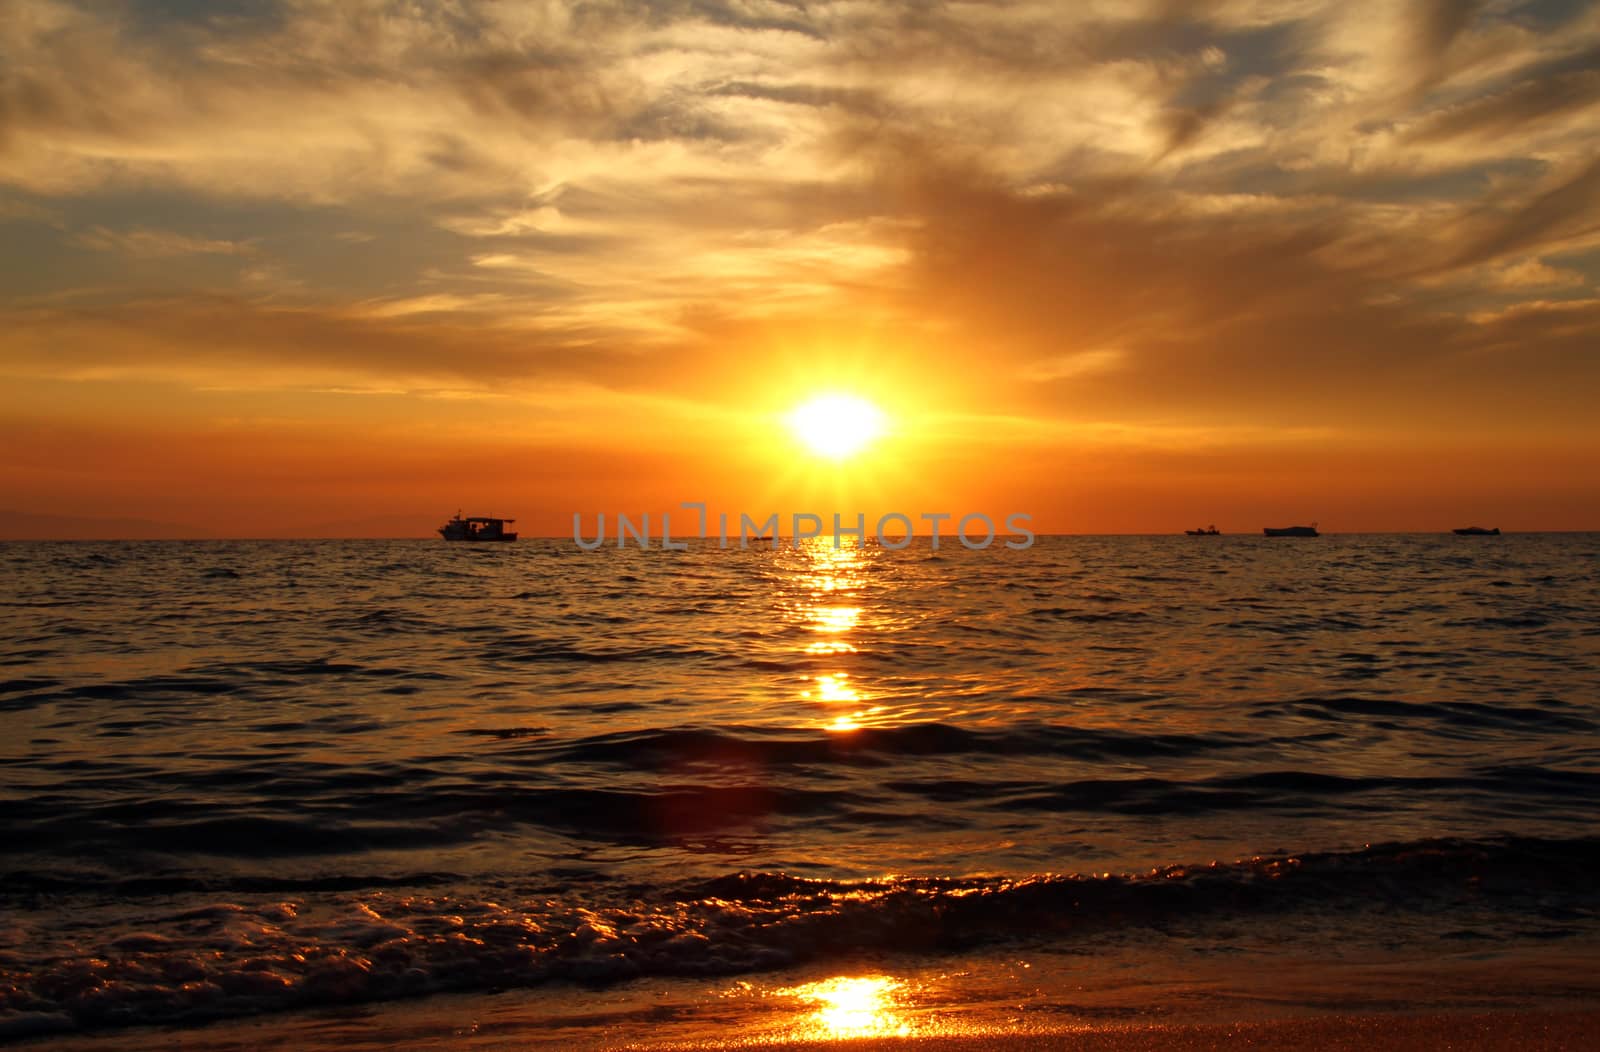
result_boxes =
[787,394,887,461]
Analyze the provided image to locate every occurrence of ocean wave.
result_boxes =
[533,722,1254,768]
[2,836,1595,1038]
[1248,695,1596,733]
[5,754,1598,856]
[4,536,1600,1038]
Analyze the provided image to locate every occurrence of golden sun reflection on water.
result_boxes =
[809,672,859,703]
[809,605,862,634]
[777,538,922,735]
[779,975,912,1040]
[801,673,891,733]
[823,708,888,733]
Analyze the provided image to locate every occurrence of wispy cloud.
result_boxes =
[75,226,253,258]
[0,0,1597,465]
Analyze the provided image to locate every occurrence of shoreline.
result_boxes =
[19,937,1600,1051]
[676,1011,1600,1051]
[19,1007,1600,1052]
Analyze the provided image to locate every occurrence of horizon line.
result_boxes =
[2,529,1594,543]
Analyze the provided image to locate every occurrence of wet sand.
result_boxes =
[22,1009,1598,1051]
[21,938,1600,1051]
[687,1012,1600,1051]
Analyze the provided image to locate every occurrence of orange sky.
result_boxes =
[2,1,1597,537]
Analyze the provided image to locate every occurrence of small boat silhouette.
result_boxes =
[1453,526,1500,536]
[1185,525,1221,536]
[1263,523,1319,537]
[438,511,518,542]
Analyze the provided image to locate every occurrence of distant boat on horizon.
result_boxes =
[1453,526,1501,536]
[1185,525,1221,536]
[1263,523,1319,537]
[438,512,518,542]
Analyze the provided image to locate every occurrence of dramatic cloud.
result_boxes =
[1,0,1596,532]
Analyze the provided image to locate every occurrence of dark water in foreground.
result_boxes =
[1,535,1598,1040]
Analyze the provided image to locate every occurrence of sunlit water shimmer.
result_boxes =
[2,535,1598,1043]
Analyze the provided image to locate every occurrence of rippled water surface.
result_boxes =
[2,535,1598,1038]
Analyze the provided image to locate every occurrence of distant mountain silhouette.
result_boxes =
[0,509,469,540]
[266,514,436,539]
[0,508,212,540]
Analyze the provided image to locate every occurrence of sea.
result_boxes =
[2,534,1598,1046]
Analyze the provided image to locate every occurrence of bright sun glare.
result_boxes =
[787,394,887,461]
[786,976,910,1039]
